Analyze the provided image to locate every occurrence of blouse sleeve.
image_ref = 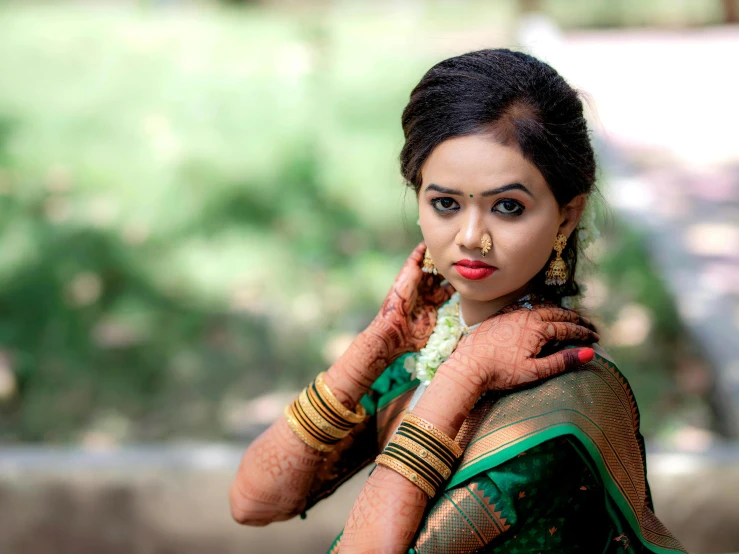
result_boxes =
[411,437,614,553]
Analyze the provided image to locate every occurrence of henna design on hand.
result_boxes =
[446,303,600,392]
[368,241,455,362]
[324,242,455,408]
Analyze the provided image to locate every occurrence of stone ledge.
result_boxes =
[1,444,737,554]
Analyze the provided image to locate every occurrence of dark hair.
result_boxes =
[400,48,597,302]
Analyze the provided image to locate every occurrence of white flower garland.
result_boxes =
[403,292,469,385]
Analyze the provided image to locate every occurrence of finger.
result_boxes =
[393,243,427,295]
[497,302,531,315]
[408,241,427,267]
[531,306,582,324]
[577,313,597,332]
[530,347,594,379]
[431,279,456,305]
[544,322,600,343]
[417,274,455,308]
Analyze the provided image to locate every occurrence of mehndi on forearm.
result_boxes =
[229,329,393,525]
[340,366,482,553]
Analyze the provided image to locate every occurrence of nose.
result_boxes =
[454,209,488,254]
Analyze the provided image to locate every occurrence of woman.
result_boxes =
[229,49,687,553]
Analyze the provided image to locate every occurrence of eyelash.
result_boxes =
[429,197,525,217]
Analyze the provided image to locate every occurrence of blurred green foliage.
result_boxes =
[0,4,713,443]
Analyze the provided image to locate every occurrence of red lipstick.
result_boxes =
[454,259,496,281]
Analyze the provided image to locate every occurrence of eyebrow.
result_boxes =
[425,183,534,198]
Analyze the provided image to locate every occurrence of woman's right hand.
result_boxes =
[366,241,455,361]
[444,303,600,393]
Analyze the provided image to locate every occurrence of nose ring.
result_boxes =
[481,235,491,257]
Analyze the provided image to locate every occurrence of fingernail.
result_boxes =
[577,348,594,364]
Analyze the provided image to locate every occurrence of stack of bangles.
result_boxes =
[283,372,366,452]
[376,413,463,497]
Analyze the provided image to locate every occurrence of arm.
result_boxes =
[229,242,454,526]
[339,366,482,553]
[340,305,598,554]
[229,328,394,526]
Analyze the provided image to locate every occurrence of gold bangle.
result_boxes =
[376,454,436,497]
[283,404,335,452]
[382,445,444,490]
[315,372,367,424]
[396,423,455,468]
[403,413,463,458]
[306,384,354,432]
[390,435,452,480]
[297,389,351,440]
[289,397,342,446]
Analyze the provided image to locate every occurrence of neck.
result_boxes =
[458,284,533,327]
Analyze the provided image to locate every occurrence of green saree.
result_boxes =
[303,344,686,554]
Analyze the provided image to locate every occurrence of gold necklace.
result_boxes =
[455,302,479,336]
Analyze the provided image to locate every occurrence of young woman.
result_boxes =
[229,49,687,553]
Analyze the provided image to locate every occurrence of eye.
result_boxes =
[493,199,525,216]
[430,197,459,214]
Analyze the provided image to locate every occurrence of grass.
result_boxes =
[0,3,717,442]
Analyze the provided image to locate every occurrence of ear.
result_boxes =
[558,194,587,238]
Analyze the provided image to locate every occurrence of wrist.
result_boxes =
[324,329,393,407]
[411,364,483,438]
[365,317,409,362]
[437,355,487,396]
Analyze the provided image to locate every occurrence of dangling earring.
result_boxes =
[422,249,438,275]
[480,235,491,257]
[545,233,568,286]
[418,216,438,274]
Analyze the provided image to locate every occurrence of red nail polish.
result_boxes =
[577,348,594,364]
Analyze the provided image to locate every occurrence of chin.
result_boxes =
[446,279,500,301]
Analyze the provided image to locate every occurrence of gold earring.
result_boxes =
[480,235,491,257]
[422,249,438,275]
[545,233,568,286]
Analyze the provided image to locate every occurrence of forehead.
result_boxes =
[420,134,548,193]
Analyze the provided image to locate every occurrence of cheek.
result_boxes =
[418,207,452,253]
[496,222,556,272]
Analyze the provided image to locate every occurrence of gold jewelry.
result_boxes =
[422,249,438,275]
[296,389,350,439]
[544,233,568,286]
[402,413,463,458]
[306,382,354,432]
[283,373,366,452]
[287,396,342,447]
[480,235,491,257]
[375,454,436,497]
[391,434,452,479]
[314,372,367,424]
[284,404,335,452]
[396,420,456,468]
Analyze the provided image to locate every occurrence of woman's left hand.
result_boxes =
[366,241,455,362]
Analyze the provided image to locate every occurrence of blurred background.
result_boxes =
[0,0,738,552]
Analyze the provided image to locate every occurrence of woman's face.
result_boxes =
[417,134,580,304]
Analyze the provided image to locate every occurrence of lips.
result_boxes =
[454,259,495,269]
[453,259,497,281]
